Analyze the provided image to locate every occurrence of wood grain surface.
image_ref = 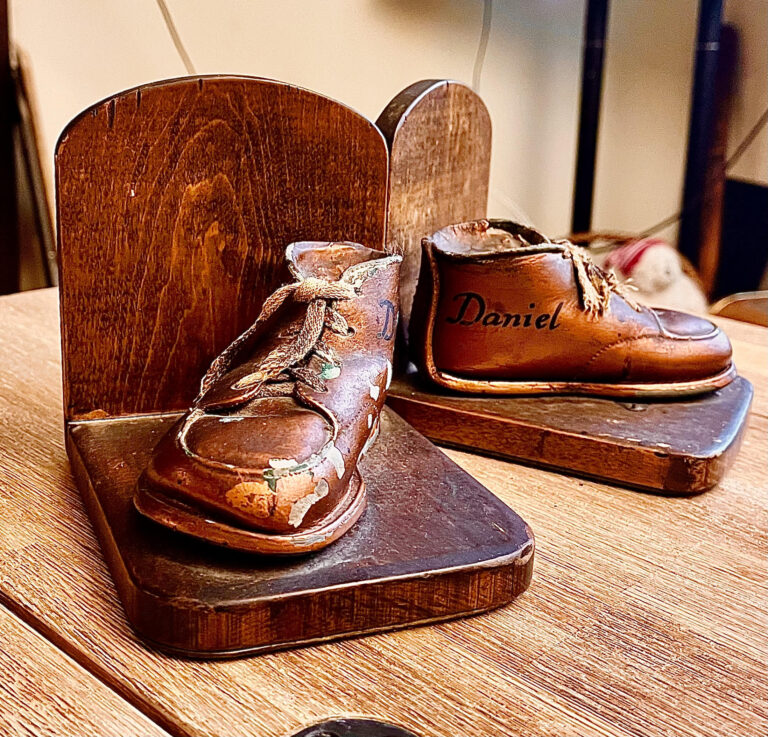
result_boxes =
[66,410,532,656]
[1,288,767,737]
[387,374,752,494]
[56,76,388,420]
[376,80,490,343]
[0,604,169,737]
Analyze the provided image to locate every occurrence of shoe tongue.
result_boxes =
[288,241,382,281]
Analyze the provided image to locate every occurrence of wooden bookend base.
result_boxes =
[387,373,753,495]
[66,408,534,658]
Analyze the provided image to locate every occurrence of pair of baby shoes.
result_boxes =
[136,222,733,554]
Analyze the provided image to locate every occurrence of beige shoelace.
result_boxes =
[515,228,641,319]
[558,240,641,319]
[196,276,357,404]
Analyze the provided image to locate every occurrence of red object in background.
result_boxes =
[605,237,668,277]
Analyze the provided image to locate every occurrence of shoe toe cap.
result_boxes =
[140,399,345,532]
[640,309,732,381]
[582,309,735,385]
[654,308,717,338]
[186,398,331,469]
[653,308,733,377]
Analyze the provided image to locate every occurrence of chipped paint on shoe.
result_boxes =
[225,480,274,518]
[262,438,337,490]
[319,362,341,380]
[288,479,330,527]
[361,416,381,458]
[326,446,346,479]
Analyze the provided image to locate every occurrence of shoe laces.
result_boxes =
[557,240,641,319]
[515,228,641,319]
[196,275,358,404]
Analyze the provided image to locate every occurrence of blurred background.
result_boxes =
[3,0,766,318]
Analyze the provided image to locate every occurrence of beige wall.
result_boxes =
[11,0,767,240]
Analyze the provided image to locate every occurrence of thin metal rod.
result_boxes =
[155,0,196,75]
[677,0,724,266]
[571,0,610,235]
[472,0,493,92]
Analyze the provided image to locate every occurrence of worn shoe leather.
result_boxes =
[410,220,734,397]
[135,242,401,554]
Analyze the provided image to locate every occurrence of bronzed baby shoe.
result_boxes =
[135,242,401,554]
[410,219,734,397]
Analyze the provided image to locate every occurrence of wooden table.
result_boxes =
[1,287,766,737]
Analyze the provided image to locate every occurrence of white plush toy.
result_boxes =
[592,237,708,314]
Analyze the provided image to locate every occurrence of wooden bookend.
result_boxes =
[388,374,752,494]
[376,79,491,343]
[56,76,534,657]
[379,79,752,494]
[57,76,389,420]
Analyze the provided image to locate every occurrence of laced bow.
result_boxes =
[196,276,357,404]
[556,240,641,318]
[515,227,640,319]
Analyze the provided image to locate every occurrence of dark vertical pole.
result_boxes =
[678,0,723,267]
[0,0,18,294]
[571,0,610,235]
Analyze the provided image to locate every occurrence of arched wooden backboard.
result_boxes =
[57,76,388,420]
[376,80,491,343]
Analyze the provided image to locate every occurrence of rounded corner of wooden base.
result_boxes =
[122,541,537,659]
[68,410,536,659]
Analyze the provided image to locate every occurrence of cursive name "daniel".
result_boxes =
[445,292,563,330]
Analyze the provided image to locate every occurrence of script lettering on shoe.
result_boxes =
[378,299,397,341]
[445,292,564,331]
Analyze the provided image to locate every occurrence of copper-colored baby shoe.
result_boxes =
[410,219,734,398]
[135,242,401,554]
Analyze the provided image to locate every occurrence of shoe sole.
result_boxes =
[430,363,737,399]
[134,471,366,555]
